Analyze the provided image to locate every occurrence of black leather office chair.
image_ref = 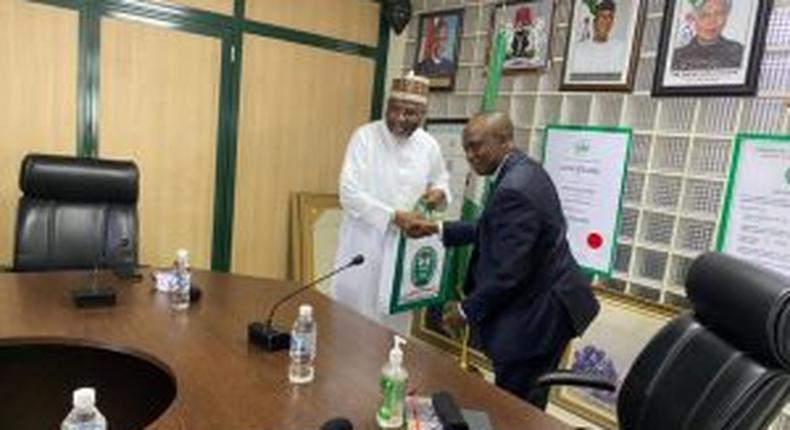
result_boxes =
[13,154,139,272]
[539,252,790,430]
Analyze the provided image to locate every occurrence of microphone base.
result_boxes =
[72,286,116,308]
[189,286,202,303]
[248,322,290,351]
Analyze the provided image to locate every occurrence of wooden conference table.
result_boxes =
[0,269,571,430]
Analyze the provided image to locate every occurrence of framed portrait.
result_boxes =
[488,0,556,73]
[413,9,464,91]
[652,0,773,96]
[550,288,678,428]
[560,0,648,91]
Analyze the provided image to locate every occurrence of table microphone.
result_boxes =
[248,254,364,351]
[72,249,117,308]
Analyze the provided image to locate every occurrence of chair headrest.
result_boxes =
[20,154,138,204]
[686,252,790,369]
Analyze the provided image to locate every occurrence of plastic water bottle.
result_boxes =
[170,249,191,311]
[61,387,107,430]
[288,304,316,384]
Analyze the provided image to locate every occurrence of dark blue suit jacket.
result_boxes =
[443,150,599,363]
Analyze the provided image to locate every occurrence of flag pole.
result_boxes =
[458,4,507,372]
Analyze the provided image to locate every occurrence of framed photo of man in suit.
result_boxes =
[652,0,772,96]
[560,0,648,91]
[413,9,464,91]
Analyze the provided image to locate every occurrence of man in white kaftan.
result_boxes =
[569,0,626,75]
[331,73,451,334]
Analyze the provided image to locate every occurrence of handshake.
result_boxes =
[393,210,439,239]
[392,188,444,239]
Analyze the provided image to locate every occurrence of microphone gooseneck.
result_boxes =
[248,254,364,351]
[263,254,364,328]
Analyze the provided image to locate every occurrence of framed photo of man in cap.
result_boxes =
[560,0,648,91]
[487,0,557,73]
[652,0,772,96]
[414,9,464,91]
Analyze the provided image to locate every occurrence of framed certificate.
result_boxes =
[542,125,632,276]
[717,134,790,277]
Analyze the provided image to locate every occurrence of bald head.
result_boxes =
[468,111,514,144]
[463,111,515,176]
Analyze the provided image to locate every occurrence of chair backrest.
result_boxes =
[617,252,790,430]
[13,154,139,272]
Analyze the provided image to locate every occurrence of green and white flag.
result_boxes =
[389,228,448,314]
[389,203,448,314]
[440,18,508,300]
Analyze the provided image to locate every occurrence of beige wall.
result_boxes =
[232,35,374,279]
[99,18,221,269]
[0,2,78,266]
[246,0,380,46]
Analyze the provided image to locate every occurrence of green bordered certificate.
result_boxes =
[389,233,449,314]
[717,134,790,277]
[542,125,632,276]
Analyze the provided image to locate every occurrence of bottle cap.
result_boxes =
[176,249,189,261]
[299,304,313,318]
[73,387,96,409]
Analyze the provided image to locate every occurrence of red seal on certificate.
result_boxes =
[587,232,603,250]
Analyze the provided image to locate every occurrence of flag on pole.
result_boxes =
[440,14,508,301]
[481,20,508,112]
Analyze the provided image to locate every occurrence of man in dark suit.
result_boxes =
[408,112,600,409]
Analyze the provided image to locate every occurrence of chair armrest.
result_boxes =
[536,370,616,391]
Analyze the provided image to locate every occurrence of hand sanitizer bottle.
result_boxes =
[376,335,408,429]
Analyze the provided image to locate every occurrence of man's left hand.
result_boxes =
[420,188,446,211]
[442,300,466,339]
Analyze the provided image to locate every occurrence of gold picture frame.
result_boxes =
[289,192,341,291]
[550,287,679,429]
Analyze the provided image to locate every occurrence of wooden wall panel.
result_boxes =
[142,0,233,15]
[100,18,221,269]
[246,0,380,46]
[232,35,374,279]
[0,2,77,266]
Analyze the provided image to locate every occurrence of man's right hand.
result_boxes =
[405,218,439,238]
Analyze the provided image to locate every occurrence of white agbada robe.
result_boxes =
[569,39,627,74]
[332,120,450,334]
